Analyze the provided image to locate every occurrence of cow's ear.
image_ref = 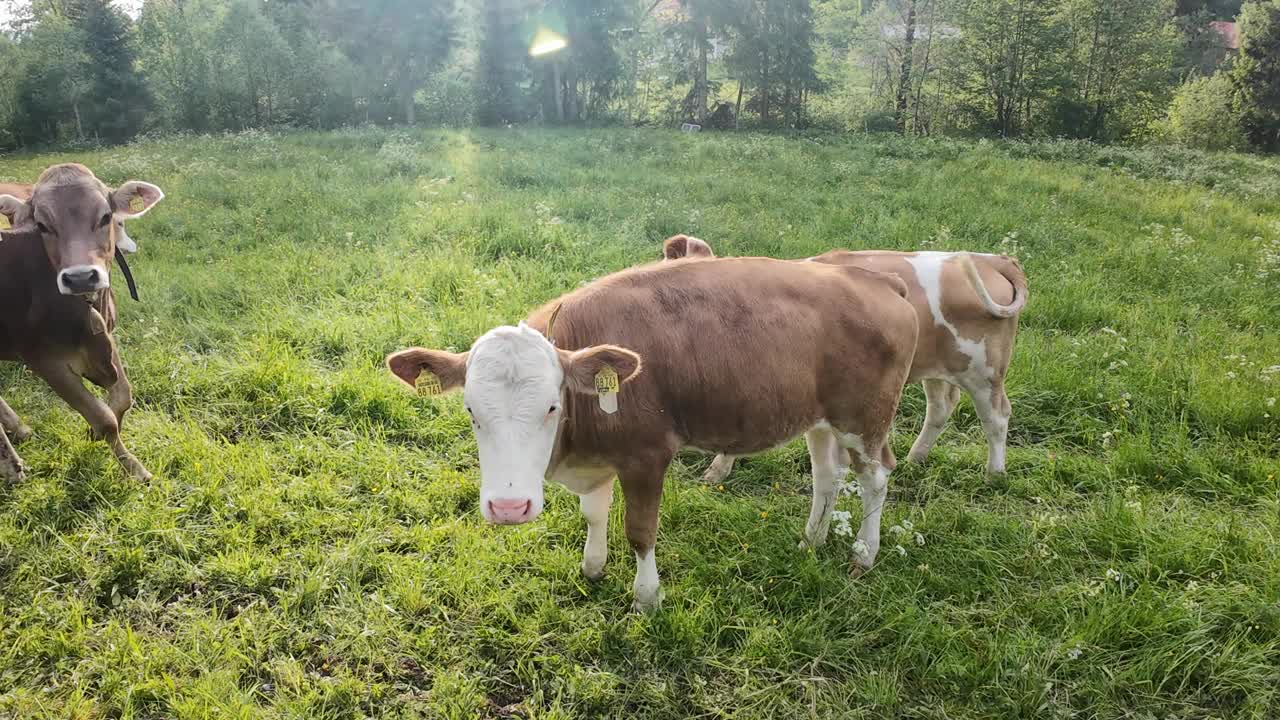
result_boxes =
[560,345,643,395]
[111,181,164,220]
[663,234,715,260]
[0,194,32,230]
[387,348,468,393]
[662,234,691,260]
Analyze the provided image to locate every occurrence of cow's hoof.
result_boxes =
[581,561,606,582]
[12,426,33,444]
[849,564,868,579]
[905,450,930,464]
[631,596,661,613]
[1,461,23,485]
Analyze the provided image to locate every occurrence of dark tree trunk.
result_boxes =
[694,7,708,123]
[895,0,917,134]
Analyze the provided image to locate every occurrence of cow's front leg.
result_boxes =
[28,356,152,482]
[620,460,668,612]
[105,345,134,427]
[579,481,614,581]
[0,396,32,443]
[0,425,23,483]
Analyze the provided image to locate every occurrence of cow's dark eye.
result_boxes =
[99,213,112,229]
[548,405,559,415]
[35,222,51,235]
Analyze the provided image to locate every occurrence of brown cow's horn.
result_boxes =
[545,303,563,345]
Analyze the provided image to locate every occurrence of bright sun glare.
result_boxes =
[529,28,567,57]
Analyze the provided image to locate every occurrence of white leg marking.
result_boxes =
[854,463,890,573]
[579,481,614,580]
[632,548,661,612]
[801,427,842,547]
[969,384,1010,474]
[703,454,736,484]
[908,379,961,463]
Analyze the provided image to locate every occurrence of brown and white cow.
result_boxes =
[1,182,139,254]
[663,234,1027,477]
[0,164,163,483]
[388,257,918,611]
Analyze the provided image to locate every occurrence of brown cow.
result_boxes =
[663,235,1027,477]
[1,182,138,254]
[388,257,918,611]
[0,164,164,483]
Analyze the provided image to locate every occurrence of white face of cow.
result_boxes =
[464,324,566,524]
[387,321,643,526]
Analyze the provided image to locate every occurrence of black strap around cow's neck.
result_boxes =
[114,247,139,301]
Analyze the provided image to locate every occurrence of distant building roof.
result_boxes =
[652,0,686,23]
[880,24,961,40]
[1210,21,1240,50]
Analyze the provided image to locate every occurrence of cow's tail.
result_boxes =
[957,253,1028,319]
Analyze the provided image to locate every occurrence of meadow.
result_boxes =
[0,128,1278,719]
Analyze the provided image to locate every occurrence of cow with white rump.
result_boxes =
[388,257,918,611]
[663,234,1028,479]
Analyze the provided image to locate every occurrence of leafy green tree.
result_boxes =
[136,0,216,132]
[1230,0,1280,151]
[727,0,818,127]
[944,0,1065,136]
[321,0,458,125]
[73,0,149,141]
[1055,0,1179,140]
[11,13,91,144]
[1161,73,1247,150]
[477,0,536,125]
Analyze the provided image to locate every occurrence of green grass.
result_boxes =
[1,127,1278,719]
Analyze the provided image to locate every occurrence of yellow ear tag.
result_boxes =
[0,215,10,230]
[594,366,620,414]
[129,195,145,213]
[416,372,443,397]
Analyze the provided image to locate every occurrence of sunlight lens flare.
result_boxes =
[529,28,567,57]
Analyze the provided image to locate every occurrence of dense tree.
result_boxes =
[1230,0,1280,151]
[0,0,1271,151]
[726,0,818,127]
[321,0,457,125]
[476,0,535,125]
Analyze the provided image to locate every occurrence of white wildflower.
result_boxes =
[1267,398,1276,408]
[894,544,907,557]
[901,519,914,531]
[1106,568,1122,582]
[889,524,908,537]
[1226,371,1237,380]
[1066,647,1083,661]
[914,532,925,546]
[831,510,853,538]
[851,537,869,556]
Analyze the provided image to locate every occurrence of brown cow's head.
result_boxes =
[661,234,716,260]
[0,164,162,295]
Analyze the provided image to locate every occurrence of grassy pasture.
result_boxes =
[0,128,1278,719]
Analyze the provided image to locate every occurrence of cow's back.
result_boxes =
[530,258,916,460]
[810,250,1020,378]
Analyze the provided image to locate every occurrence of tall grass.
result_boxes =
[0,128,1277,719]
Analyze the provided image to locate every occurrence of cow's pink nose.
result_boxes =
[488,498,533,524]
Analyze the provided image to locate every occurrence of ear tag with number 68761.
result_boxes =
[595,366,619,414]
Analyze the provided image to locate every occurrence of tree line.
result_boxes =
[0,0,1276,152]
